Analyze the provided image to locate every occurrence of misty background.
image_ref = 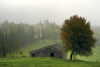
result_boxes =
[0,0,100,61]
[0,0,100,26]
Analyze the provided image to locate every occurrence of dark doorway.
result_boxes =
[32,54,34,57]
[51,53,54,57]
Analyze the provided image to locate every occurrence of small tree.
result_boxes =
[60,15,97,60]
[37,27,40,41]
[1,35,6,57]
[13,39,20,58]
[52,31,58,43]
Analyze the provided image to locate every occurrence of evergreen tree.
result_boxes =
[0,29,2,56]
[30,26,35,43]
[56,25,61,39]
[1,35,6,57]
[37,27,40,41]
[5,33,8,54]
[21,27,26,45]
[52,31,58,43]
[8,33,11,54]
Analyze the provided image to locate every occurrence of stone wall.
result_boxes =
[62,52,67,59]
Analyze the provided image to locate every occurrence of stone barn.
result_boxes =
[29,43,67,59]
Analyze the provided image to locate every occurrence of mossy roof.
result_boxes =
[29,43,63,52]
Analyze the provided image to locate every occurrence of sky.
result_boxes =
[0,0,100,26]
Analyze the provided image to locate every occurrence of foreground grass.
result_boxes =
[0,57,100,67]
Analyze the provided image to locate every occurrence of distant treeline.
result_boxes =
[0,20,61,57]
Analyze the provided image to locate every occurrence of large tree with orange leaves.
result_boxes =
[60,15,97,60]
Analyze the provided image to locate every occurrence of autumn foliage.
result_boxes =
[60,15,97,60]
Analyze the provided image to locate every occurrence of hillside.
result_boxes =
[4,39,100,62]
[5,39,61,57]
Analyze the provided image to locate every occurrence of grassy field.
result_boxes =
[0,39,100,67]
[0,57,100,67]
[5,39,100,62]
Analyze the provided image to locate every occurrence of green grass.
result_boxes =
[0,57,100,67]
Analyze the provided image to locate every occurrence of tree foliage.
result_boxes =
[60,15,97,60]
[1,35,6,57]
[37,27,40,41]
[13,39,20,58]
[41,26,45,42]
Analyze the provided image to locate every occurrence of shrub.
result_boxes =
[19,50,23,54]
[11,56,14,58]
[22,55,27,58]
[96,60,98,62]
[73,56,79,60]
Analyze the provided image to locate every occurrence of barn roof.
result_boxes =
[29,43,63,52]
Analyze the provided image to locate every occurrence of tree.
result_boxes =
[0,29,3,56]
[1,35,6,57]
[52,31,58,43]
[60,15,97,60]
[29,26,35,43]
[37,27,40,41]
[41,27,45,42]
[5,33,9,54]
[1,20,10,32]
[56,25,61,40]
[8,33,11,54]
[13,39,20,58]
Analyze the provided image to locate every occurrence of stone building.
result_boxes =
[29,43,67,59]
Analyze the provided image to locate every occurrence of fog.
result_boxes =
[0,0,100,26]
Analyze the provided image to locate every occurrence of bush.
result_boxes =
[96,60,98,62]
[22,55,27,58]
[11,56,14,58]
[73,56,79,60]
[19,50,23,54]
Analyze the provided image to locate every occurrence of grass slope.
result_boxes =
[5,39,61,57]
[3,39,100,62]
[0,57,100,67]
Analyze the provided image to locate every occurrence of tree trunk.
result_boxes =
[70,50,74,60]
